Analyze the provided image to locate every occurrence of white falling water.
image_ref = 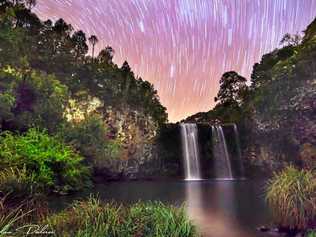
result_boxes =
[212,125,233,179]
[180,123,201,180]
[233,124,245,177]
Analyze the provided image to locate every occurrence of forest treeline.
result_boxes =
[0,0,168,131]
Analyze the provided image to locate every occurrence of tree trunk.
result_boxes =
[92,44,95,60]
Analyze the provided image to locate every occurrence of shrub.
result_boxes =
[266,166,316,230]
[0,129,91,193]
[60,115,121,166]
[47,197,198,237]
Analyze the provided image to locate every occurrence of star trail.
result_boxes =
[33,0,316,122]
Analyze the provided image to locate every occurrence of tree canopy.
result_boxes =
[214,71,247,106]
[0,0,168,128]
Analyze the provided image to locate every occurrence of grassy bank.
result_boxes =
[1,196,198,237]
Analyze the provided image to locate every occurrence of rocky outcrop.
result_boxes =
[92,108,183,181]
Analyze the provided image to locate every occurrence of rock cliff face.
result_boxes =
[291,79,316,146]
[242,77,316,175]
[93,107,161,180]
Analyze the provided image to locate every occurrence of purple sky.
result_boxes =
[34,0,316,121]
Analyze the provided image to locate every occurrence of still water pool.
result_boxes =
[53,179,273,237]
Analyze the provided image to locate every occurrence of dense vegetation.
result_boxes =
[0,1,167,126]
[0,129,90,194]
[47,197,197,237]
[0,0,169,187]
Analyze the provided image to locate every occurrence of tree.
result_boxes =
[98,46,114,64]
[25,0,36,10]
[120,61,133,104]
[121,60,131,74]
[14,5,41,29]
[214,71,247,105]
[71,30,88,60]
[88,35,98,59]
[10,0,23,6]
[280,33,301,46]
[0,67,69,132]
[53,18,73,36]
[0,2,168,127]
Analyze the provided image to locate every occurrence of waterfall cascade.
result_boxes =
[211,125,233,179]
[180,123,244,180]
[180,123,201,180]
[232,124,245,177]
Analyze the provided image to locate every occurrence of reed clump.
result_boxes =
[266,166,316,231]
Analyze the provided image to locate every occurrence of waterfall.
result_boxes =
[211,125,233,179]
[232,124,245,177]
[180,123,201,180]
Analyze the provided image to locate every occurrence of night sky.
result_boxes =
[34,0,316,122]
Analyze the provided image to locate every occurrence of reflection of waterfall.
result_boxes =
[233,124,245,177]
[185,181,252,237]
[212,125,233,179]
[180,123,201,180]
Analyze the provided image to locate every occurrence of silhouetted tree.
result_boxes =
[215,71,247,105]
[53,18,73,35]
[25,0,36,9]
[88,35,98,59]
[280,33,301,46]
[71,30,88,60]
[121,61,131,73]
[98,46,114,64]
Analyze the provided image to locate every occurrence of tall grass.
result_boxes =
[0,194,39,236]
[0,167,49,230]
[0,197,49,236]
[126,202,196,237]
[0,207,28,236]
[266,166,316,230]
[0,167,38,203]
[47,196,198,237]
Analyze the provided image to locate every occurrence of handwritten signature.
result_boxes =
[1,224,55,235]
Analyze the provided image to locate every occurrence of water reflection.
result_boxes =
[185,181,261,237]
